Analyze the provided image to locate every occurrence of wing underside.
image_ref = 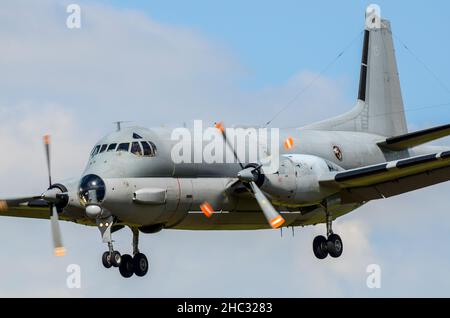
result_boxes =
[0,197,81,222]
[0,197,51,220]
[320,151,450,204]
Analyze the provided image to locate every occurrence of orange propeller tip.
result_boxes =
[200,202,215,218]
[54,247,66,257]
[284,136,294,150]
[214,122,225,134]
[270,216,285,229]
[43,134,51,145]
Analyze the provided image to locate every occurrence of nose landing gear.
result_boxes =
[101,246,121,268]
[98,221,150,278]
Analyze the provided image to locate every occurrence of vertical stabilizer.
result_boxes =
[304,5,408,137]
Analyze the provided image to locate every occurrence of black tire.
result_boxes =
[110,251,121,267]
[119,254,134,278]
[313,235,328,259]
[102,251,112,269]
[133,253,149,277]
[327,234,343,258]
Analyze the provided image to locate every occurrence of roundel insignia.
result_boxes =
[333,145,343,161]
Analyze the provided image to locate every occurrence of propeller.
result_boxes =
[205,122,285,229]
[43,135,66,257]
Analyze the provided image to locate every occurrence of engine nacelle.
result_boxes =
[260,154,342,206]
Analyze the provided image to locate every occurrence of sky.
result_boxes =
[0,0,450,297]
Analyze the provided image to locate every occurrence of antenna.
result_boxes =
[113,121,132,132]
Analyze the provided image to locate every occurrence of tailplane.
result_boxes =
[304,5,408,137]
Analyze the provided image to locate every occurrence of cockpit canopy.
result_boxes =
[90,140,157,158]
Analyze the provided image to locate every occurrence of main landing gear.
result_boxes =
[98,218,149,278]
[312,204,343,260]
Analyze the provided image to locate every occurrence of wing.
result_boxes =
[378,124,450,151]
[0,196,52,220]
[320,151,450,204]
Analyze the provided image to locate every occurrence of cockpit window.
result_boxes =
[131,142,142,156]
[117,143,130,152]
[107,143,117,152]
[133,133,143,139]
[141,141,151,156]
[149,141,157,155]
[91,145,100,157]
[141,141,157,157]
[90,141,156,158]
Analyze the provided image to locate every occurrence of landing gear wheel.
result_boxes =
[102,251,112,269]
[110,251,121,267]
[313,235,328,259]
[119,254,134,278]
[327,234,343,258]
[133,253,149,277]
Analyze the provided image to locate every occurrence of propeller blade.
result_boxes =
[44,135,66,256]
[215,122,245,169]
[43,135,52,187]
[214,121,284,229]
[51,205,65,257]
[249,182,285,229]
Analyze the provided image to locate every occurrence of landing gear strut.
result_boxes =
[312,202,343,260]
[98,221,150,278]
[98,216,122,268]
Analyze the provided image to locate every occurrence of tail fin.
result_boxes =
[304,6,408,137]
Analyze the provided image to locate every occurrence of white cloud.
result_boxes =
[0,103,92,196]
[0,0,351,130]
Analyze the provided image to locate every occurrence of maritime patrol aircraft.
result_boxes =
[2,7,450,278]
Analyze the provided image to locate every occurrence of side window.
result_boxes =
[107,143,117,152]
[91,145,100,157]
[131,142,142,156]
[117,143,130,152]
[99,144,108,153]
[141,141,152,156]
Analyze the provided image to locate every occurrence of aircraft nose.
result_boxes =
[78,174,106,206]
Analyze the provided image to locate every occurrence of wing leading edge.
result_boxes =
[320,151,450,204]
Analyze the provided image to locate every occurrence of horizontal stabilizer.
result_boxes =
[378,124,450,151]
[320,151,450,203]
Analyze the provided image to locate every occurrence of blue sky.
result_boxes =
[95,0,450,126]
[0,0,450,297]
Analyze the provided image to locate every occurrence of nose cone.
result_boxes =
[237,167,257,183]
[78,174,106,206]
